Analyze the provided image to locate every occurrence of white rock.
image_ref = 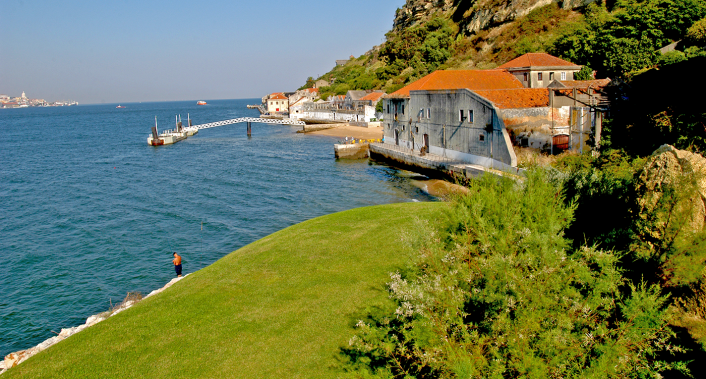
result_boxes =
[0,361,5,369]
[85,314,106,327]
[4,350,26,369]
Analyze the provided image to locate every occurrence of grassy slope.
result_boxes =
[5,202,445,379]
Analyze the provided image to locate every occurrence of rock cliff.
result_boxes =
[393,0,595,35]
[634,145,706,254]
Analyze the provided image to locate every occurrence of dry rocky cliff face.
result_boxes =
[393,0,595,35]
[635,145,706,245]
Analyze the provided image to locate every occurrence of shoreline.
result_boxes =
[301,123,384,140]
[1,274,189,374]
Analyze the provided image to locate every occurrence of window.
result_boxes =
[523,73,528,82]
[401,104,405,115]
[561,72,566,80]
[538,72,543,81]
[427,108,431,118]
[479,134,485,141]
[459,109,465,122]
[415,126,419,133]
[469,110,474,123]
[550,72,554,81]
[387,104,390,113]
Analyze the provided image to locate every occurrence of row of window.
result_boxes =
[387,103,405,114]
[387,105,477,124]
[523,71,567,82]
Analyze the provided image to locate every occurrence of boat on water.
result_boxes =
[197,101,207,105]
[147,114,197,146]
[116,105,126,108]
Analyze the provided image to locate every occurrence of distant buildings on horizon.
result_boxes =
[0,91,78,108]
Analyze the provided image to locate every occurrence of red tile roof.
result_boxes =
[389,69,523,98]
[558,79,611,89]
[498,53,580,69]
[269,93,287,100]
[305,88,319,93]
[474,89,549,109]
[359,92,386,102]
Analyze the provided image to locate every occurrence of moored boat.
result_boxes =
[147,114,196,146]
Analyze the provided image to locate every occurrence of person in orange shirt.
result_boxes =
[172,252,183,277]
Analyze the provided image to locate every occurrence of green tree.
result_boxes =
[685,17,706,46]
[298,77,315,90]
[574,65,594,80]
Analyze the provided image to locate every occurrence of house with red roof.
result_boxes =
[358,91,386,107]
[380,53,610,168]
[266,92,289,113]
[498,53,582,89]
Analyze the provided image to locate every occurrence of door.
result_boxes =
[395,130,399,146]
[553,134,569,152]
[423,134,429,151]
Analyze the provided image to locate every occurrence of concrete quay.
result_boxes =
[334,143,370,159]
[297,123,342,133]
[369,143,524,180]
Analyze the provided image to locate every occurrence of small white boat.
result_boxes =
[197,101,207,105]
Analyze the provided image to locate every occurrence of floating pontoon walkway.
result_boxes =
[185,117,304,132]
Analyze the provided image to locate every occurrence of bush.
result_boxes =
[657,50,687,66]
[342,170,688,378]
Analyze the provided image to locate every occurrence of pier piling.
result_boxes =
[247,122,252,136]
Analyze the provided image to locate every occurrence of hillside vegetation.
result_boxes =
[307,0,706,100]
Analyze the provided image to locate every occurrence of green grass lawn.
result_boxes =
[5,202,445,379]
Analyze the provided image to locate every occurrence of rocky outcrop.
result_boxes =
[635,145,706,241]
[392,0,597,35]
[393,0,455,31]
[1,275,188,375]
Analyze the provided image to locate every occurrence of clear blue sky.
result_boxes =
[0,0,406,104]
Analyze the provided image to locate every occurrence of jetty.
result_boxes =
[369,142,524,180]
[148,116,305,146]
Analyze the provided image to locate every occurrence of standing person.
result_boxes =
[172,252,182,277]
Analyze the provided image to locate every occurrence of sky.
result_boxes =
[0,0,406,104]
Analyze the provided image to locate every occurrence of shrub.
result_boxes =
[657,50,687,66]
[342,170,687,378]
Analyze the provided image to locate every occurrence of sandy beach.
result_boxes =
[307,124,384,140]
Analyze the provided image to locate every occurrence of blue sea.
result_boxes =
[0,99,433,356]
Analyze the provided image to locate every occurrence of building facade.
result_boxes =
[266,93,289,113]
[498,53,582,89]
[381,53,610,169]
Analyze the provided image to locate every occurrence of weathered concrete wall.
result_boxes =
[499,106,600,152]
[292,106,376,123]
[334,143,369,159]
[383,89,517,168]
[500,106,570,150]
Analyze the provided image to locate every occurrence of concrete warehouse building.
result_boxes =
[381,53,609,170]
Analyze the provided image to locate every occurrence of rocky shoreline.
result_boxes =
[1,274,189,375]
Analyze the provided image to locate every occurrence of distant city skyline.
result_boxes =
[1,0,405,104]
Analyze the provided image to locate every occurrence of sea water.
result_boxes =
[0,99,433,356]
